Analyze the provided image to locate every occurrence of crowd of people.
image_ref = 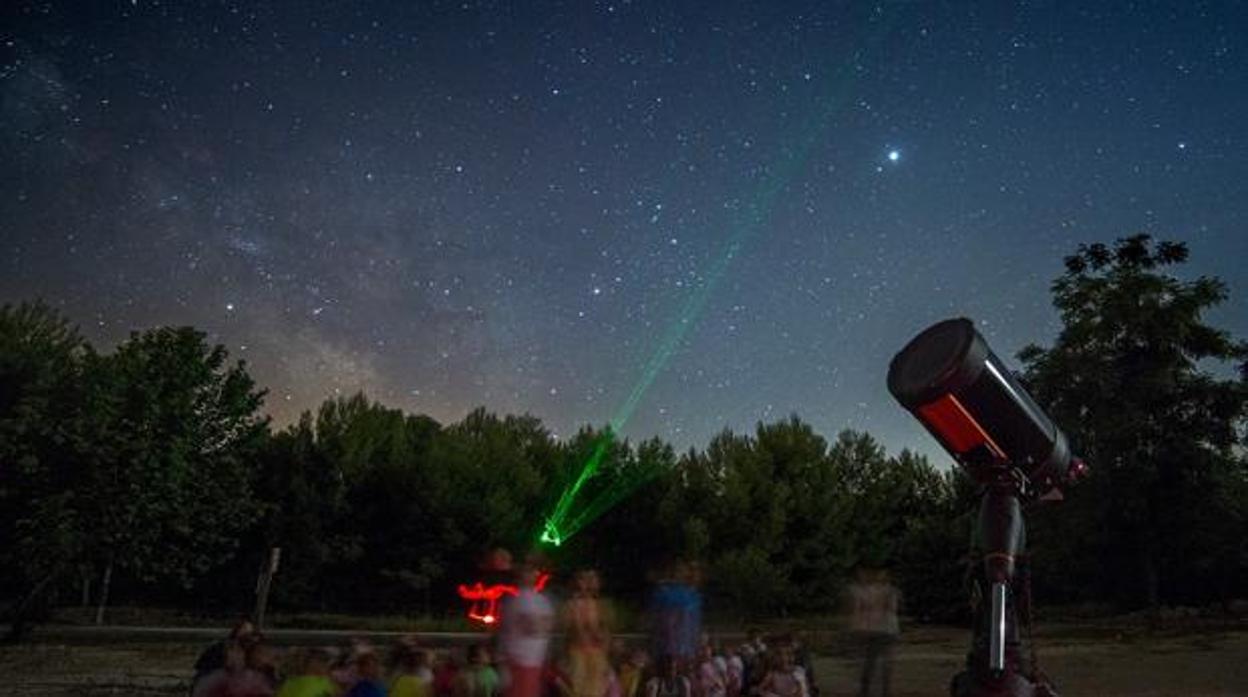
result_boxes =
[188,561,900,697]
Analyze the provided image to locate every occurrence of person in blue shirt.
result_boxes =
[346,652,388,697]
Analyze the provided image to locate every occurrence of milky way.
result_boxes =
[3,2,1246,462]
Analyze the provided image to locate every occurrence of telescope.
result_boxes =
[888,318,1087,697]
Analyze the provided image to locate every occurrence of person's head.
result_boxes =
[356,651,382,680]
[230,618,257,641]
[396,641,427,672]
[790,630,806,649]
[628,649,648,669]
[443,646,465,669]
[657,655,678,679]
[467,644,490,667]
[687,561,703,587]
[517,562,541,589]
[575,569,600,595]
[774,648,795,671]
[517,550,549,588]
[300,648,334,676]
[697,644,713,663]
[673,560,691,584]
[399,649,434,674]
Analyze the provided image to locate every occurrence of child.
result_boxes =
[694,644,726,697]
[247,641,282,691]
[275,648,337,697]
[434,648,463,697]
[454,644,501,697]
[644,656,690,697]
[391,647,434,697]
[757,649,807,697]
[332,639,375,694]
[193,641,275,697]
[723,648,743,697]
[616,648,648,697]
[345,651,387,697]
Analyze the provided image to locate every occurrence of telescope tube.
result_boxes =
[887,317,1079,492]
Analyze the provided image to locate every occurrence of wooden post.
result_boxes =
[253,547,281,631]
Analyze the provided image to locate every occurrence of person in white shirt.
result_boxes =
[501,562,555,697]
[848,568,900,697]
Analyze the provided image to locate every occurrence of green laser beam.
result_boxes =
[544,442,669,542]
[541,9,902,546]
[542,436,611,545]
[557,461,662,540]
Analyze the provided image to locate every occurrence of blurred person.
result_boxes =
[788,634,817,697]
[346,651,388,697]
[693,644,726,697]
[454,644,501,697]
[757,648,807,697]
[563,569,612,697]
[722,647,743,697]
[649,560,702,673]
[603,665,623,697]
[193,618,259,692]
[247,641,283,692]
[644,655,691,697]
[333,638,377,693]
[275,648,337,697]
[434,649,464,697]
[391,646,434,697]
[193,641,275,697]
[545,659,575,697]
[616,648,648,697]
[847,568,900,697]
[736,629,766,696]
[707,639,727,683]
[500,560,555,697]
[434,648,463,697]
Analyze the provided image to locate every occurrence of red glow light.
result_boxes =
[457,571,551,626]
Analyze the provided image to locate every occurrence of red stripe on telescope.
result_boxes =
[916,393,1007,461]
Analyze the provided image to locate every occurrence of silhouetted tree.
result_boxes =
[1020,234,1248,608]
[0,302,91,639]
[82,327,268,622]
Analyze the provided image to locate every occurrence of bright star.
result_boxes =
[888,150,901,162]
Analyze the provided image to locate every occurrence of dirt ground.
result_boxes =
[1,626,1245,696]
[816,625,1248,696]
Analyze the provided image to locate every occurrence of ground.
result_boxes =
[1,624,1245,696]
[817,624,1248,696]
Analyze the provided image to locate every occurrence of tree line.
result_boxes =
[2,235,1245,635]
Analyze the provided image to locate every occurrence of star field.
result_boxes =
[3,2,1246,462]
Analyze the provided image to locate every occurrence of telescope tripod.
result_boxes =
[950,466,1058,697]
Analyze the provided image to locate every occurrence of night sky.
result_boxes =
[3,2,1246,464]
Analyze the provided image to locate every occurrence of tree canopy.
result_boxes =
[1020,234,1248,607]
[2,235,1245,628]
